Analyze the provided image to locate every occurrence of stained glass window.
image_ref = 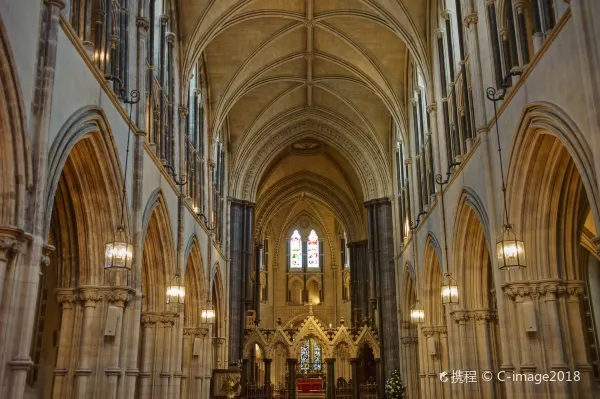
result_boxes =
[300,340,310,372]
[299,339,323,373]
[313,343,322,371]
[307,230,319,268]
[290,230,302,269]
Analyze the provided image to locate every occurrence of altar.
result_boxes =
[296,377,323,393]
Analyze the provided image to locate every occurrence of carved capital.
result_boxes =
[401,336,418,345]
[474,310,497,322]
[451,311,471,323]
[178,106,188,117]
[421,327,437,337]
[56,289,77,305]
[426,103,437,113]
[464,13,478,28]
[79,289,103,304]
[136,17,149,30]
[166,32,176,44]
[141,313,161,326]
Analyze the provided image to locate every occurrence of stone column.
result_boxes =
[52,290,77,398]
[401,336,419,399]
[474,311,496,399]
[365,198,399,378]
[350,358,360,399]
[75,289,101,399]
[325,358,335,399]
[565,284,592,398]
[181,329,193,399]
[105,289,130,399]
[229,199,254,365]
[514,1,531,65]
[264,358,272,399]
[530,0,544,52]
[287,358,297,399]
[139,313,159,399]
[160,313,176,399]
[212,337,225,369]
[0,228,26,309]
[1,1,64,398]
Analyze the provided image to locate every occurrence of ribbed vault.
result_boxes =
[178,0,429,204]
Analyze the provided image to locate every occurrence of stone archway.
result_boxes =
[31,124,129,399]
[500,104,600,397]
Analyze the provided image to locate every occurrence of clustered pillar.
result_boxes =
[228,199,255,366]
[365,198,399,378]
[347,241,368,326]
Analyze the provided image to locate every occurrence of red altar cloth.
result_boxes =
[296,378,323,393]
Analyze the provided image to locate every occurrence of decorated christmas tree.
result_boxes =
[385,369,406,399]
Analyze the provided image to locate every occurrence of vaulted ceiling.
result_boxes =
[178,0,431,239]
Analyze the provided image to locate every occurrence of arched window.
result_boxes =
[307,230,319,268]
[299,338,322,373]
[69,0,129,98]
[290,230,302,269]
[186,62,205,215]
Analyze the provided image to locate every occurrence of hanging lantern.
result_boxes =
[104,226,133,270]
[410,301,424,324]
[441,273,459,305]
[166,274,185,305]
[496,225,526,270]
[201,301,215,324]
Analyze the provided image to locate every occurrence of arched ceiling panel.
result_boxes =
[322,17,408,100]
[316,80,392,147]
[228,83,305,149]
[311,86,375,139]
[227,81,303,148]
[179,0,428,203]
[234,0,306,16]
[204,18,301,109]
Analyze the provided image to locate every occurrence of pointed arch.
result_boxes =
[0,16,31,228]
[48,127,126,286]
[453,190,494,309]
[422,237,443,326]
[507,102,599,280]
[45,106,127,239]
[212,261,225,337]
[184,236,206,327]
[141,190,176,311]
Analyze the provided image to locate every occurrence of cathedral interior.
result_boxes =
[0,0,599,398]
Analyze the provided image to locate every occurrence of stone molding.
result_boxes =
[0,226,29,260]
[420,326,447,337]
[503,280,585,301]
[401,336,418,345]
[449,309,498,323]
[183,327,209,337]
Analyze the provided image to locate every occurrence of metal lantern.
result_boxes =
[441,273,459,305]
[496,225,526,270]
[166,274,185,305]
[104,226,133,269]
[201,301,216,324]
[410,301,425,324]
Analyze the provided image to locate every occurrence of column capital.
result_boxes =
[0,226,29,260]
[263,358,273,364]
[464,12,478,28]
[286,358,298,364]
[141,312,162,326]
[136,17,150,30]
[324,358,335,364]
